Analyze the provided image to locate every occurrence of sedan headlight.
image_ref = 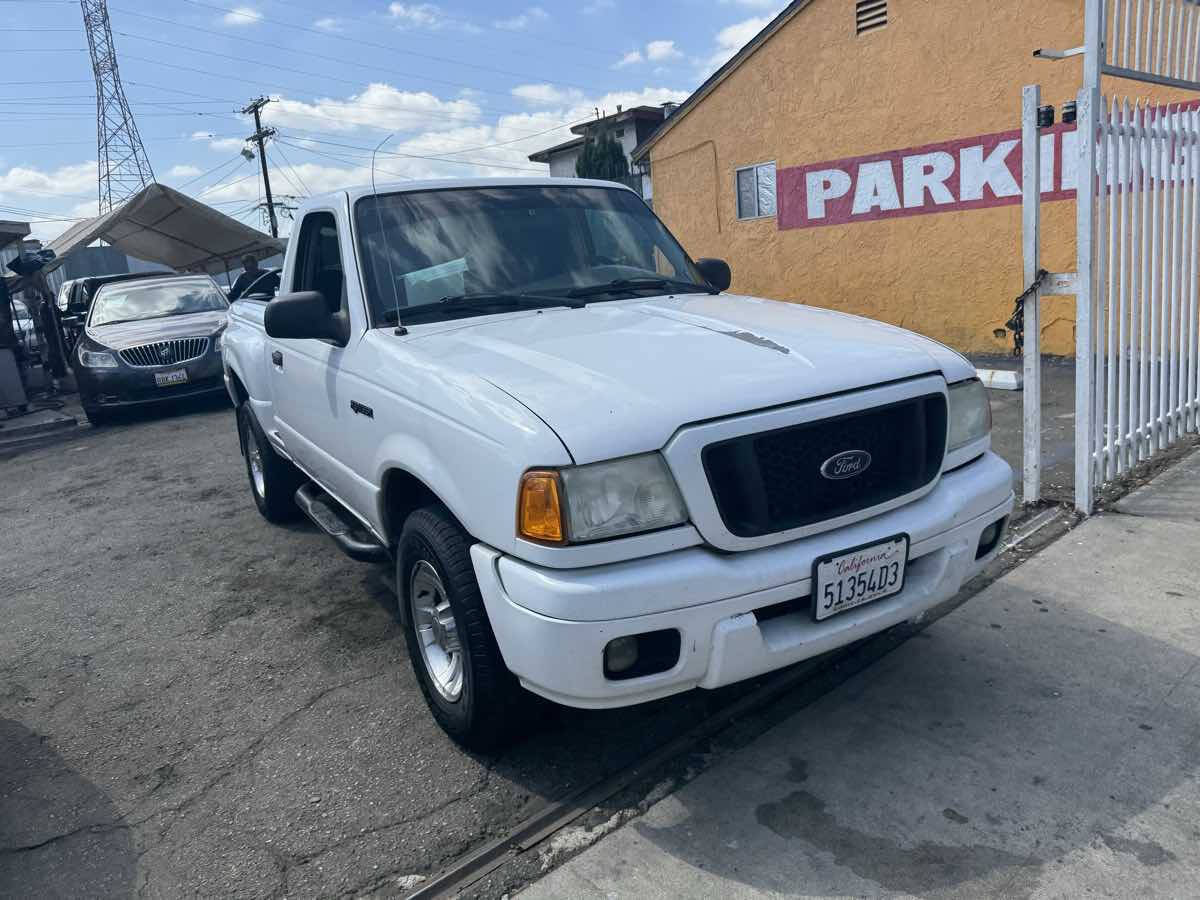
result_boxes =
[947,378,991,450]
[78,348,118,368]
[212,329,225,353]
[518,453,688,544]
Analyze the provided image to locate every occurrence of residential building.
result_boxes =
[529,105,671,202]
[632,0,1198,355]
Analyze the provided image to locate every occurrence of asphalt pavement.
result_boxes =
[0,362,1082,898]
[521,451,1200,898]
[0,399,828,898]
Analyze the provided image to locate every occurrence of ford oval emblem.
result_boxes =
[820,449,872,480]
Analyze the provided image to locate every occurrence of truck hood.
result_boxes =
[410,294,974,464]
[86,310,229,349]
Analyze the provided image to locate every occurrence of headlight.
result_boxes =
[947,378,991,450]
[518,453,688,544]
[78,348,118,368]
[212,329,225,353]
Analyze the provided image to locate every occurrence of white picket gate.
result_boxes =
[1023,0,1200,513]
[1086,98,1200,482]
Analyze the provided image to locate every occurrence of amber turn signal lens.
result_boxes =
[518,470,565,543]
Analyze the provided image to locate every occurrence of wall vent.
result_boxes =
[855,0,887,34]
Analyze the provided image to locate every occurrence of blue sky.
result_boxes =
[1,0,781,240]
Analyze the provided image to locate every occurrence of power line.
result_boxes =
[269,143,310,195]
[117,30,550,103]
[274,134,545,172]
[114,3,606,94]
[243,0,616,62]
[175,154,245,189]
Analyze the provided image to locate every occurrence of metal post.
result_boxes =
[1022,84,1043,504]
[1076,0,1106,514]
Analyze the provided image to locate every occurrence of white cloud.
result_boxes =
[193,132,248,153]
[166,164,203,178]
[645,39,682,62]
[313,17,341,31]
[0,161,97,197]
[704,13,778,71]
[388,2,443,28]
[220,5,262,26]
[511,84,584,106]
[494,6,548,31]
[264,83,482,134]
[614,50,643,68]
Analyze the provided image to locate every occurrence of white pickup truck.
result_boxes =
[223,177,1013,748]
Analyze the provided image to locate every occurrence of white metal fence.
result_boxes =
[1021,0,1200,512]
[1083,98,1200,485]
[1105,0,1200,88]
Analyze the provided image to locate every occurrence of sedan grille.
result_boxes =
[118,337,209,367]
[702,393,948,538]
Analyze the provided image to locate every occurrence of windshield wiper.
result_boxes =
[395,292,585,323]
[566,277,717,299]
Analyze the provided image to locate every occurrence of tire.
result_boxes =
[82,404,111,427]
[237,403,304,523]
[398,506,521,750]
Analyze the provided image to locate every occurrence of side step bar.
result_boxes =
[294,483,390,564]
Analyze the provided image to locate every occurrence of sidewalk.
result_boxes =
[522,453,1200,899]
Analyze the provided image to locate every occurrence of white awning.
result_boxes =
[43,183,285,276]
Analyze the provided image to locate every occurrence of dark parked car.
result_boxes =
[74,274,230,425]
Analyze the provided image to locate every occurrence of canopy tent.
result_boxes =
[42,183,285,277]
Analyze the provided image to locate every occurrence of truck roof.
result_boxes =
[304,176,638,210]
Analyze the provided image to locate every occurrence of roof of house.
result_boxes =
[528,135,585,164]
[529,105,668,163]
[631,0,812,163]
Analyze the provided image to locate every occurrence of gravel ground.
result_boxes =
[0,398,785,899]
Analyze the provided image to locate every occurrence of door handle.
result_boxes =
[271,350,283,368]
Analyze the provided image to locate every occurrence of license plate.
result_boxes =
[813,535,909,621]
[155,369,188,387]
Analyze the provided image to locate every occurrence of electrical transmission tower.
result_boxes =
[80,0,154,213]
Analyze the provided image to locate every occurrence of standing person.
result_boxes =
[228,254,262,301]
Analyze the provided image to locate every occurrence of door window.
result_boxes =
[293,212,346,312]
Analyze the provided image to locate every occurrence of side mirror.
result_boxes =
[264,291,347,343]
[695,258,732,292]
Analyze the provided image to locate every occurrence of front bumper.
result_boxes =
[472,451,1013,709]
[77,352,226,409]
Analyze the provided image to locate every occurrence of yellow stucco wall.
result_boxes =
[648,0,1198,355]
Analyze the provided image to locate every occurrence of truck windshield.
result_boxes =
[355,185,710,327]
[89,277,228,327]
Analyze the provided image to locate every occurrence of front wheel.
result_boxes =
[398,506,521,750]
[237,403,303,522]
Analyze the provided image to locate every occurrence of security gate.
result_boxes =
[1024,0,1200,513]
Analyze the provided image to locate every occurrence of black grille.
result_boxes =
[118,337,209,367]
[703,393,947,538]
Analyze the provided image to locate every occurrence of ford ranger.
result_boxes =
[222,178,1013,749]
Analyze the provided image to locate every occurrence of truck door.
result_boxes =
[269,209,361,507]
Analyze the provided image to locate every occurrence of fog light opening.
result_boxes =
[976,516,1007,560]
[603,636,639,675]
[603,629,682,681]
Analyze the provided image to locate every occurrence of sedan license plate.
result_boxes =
[154,369,188,387]
[813,535,908,622]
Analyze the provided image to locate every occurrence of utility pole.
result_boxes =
[243,96,278,238]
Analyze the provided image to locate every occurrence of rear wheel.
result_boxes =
[237,403,303,522]
[398,506,521,750]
